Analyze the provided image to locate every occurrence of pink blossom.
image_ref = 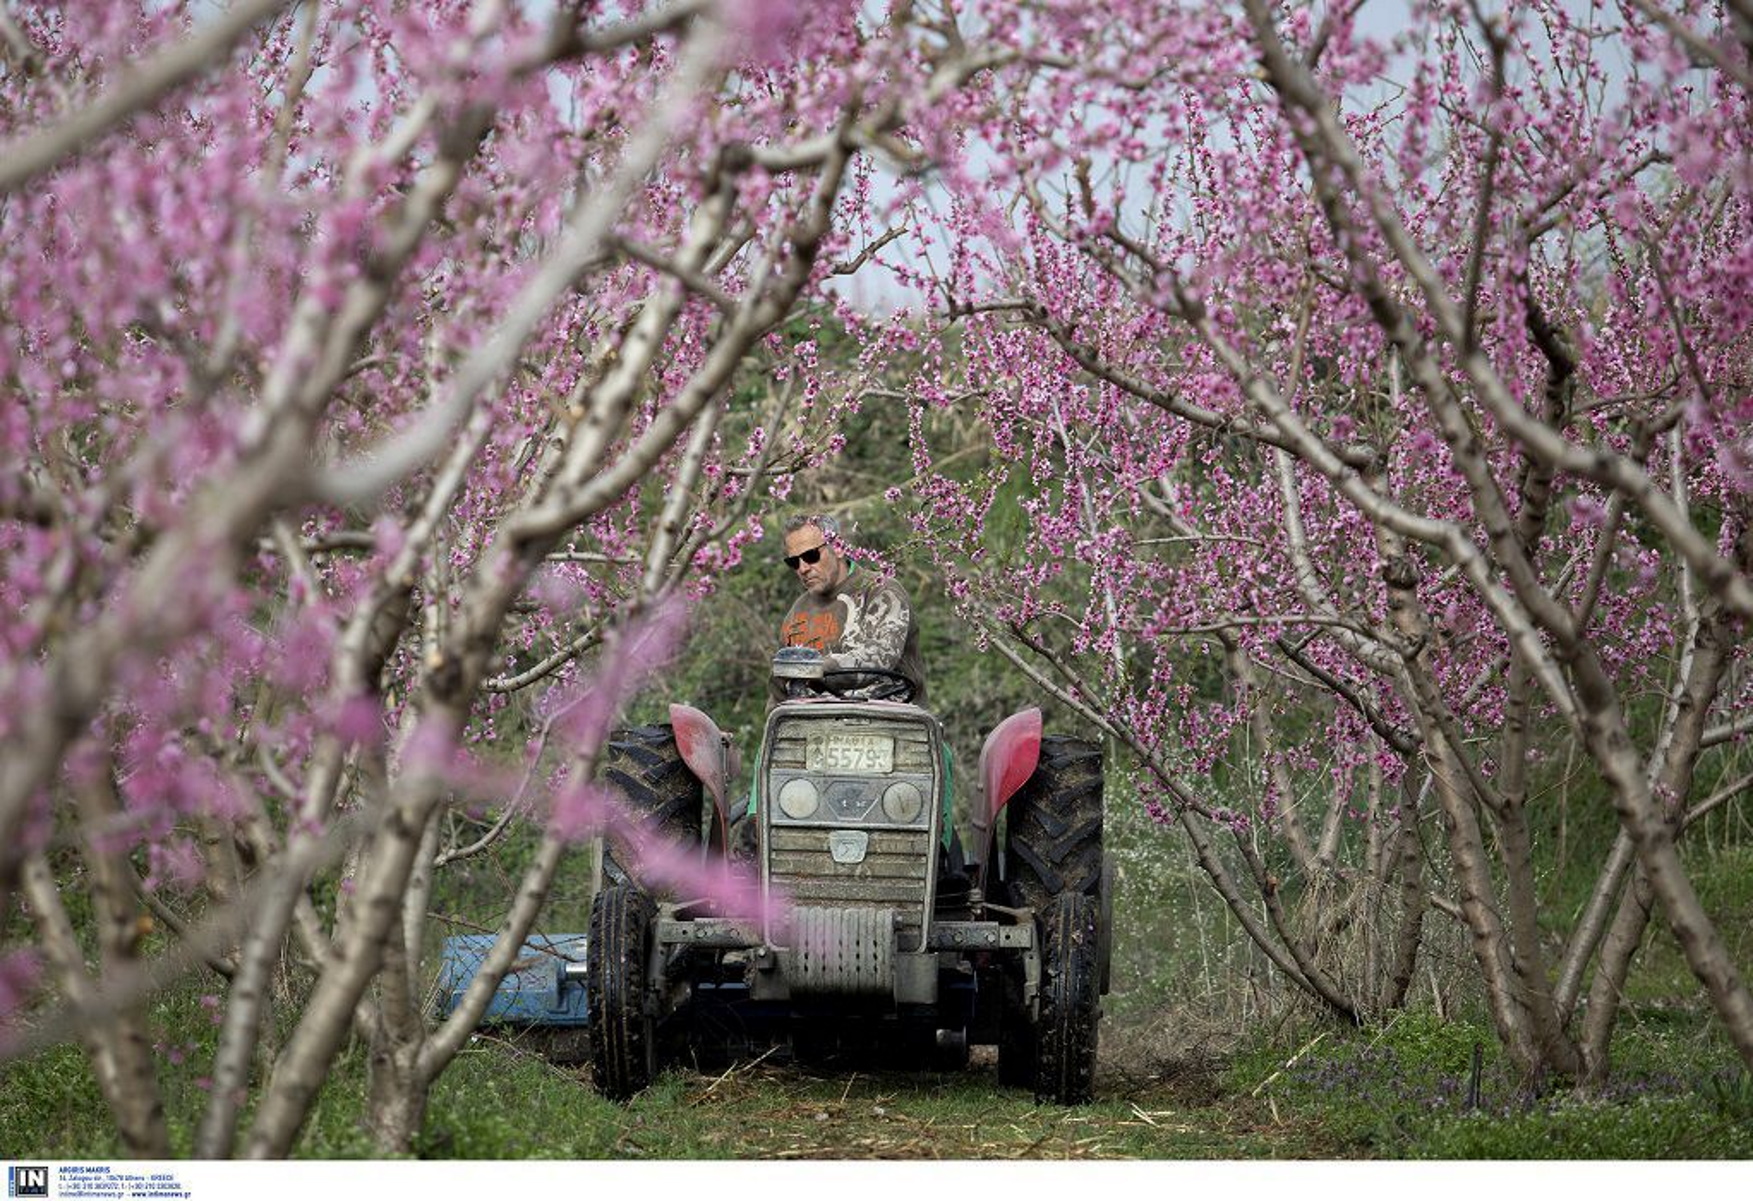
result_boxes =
[547,779,613,845]
[332,694,387,748]
[0,950,43,1024]
[1569,495,1608,529]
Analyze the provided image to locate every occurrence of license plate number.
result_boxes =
[806,732,893,775]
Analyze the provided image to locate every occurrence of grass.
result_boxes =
[4,796,1750,1159]
[0,1041,121,1158]
[421,1048,1333,1160]
[8,982,1749,1160]
[1229,1009,1753,1159]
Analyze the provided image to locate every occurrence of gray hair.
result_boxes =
[783,512,842,540]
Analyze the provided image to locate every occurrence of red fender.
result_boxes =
[975,707,1042,882]
[670,703,737,853]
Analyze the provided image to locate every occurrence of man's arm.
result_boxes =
[824,580,912,672]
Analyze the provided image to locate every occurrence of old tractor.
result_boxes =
[438,647,1111,1103]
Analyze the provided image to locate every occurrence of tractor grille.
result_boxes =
[769,827,933,910]
[768,719,935,772]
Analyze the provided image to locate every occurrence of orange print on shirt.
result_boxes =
[782,610,842,651]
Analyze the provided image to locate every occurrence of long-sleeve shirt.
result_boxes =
[772,561,927,707]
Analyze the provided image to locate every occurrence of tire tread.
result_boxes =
[1005,736,1104,909]
[602,724,704,890]
[1036,891,1100,1104]
[585,885,657,1100]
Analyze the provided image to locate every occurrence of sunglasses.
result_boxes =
[784,545,826,570]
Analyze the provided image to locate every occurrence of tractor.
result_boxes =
[438,647,1111,1103]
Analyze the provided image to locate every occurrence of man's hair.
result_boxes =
[783,512,841,540]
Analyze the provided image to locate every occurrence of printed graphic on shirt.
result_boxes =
[781,607,844,652]
[832,583,909,670]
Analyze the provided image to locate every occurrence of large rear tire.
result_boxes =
[1004,736,1104,911]
[585,885,658,1101]
[1036,892,1101,1104]
[600,725,704,892]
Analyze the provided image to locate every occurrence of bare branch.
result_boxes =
[1681,769,1753,833]
[1703,713,1753,749]
[641,396,727,595]
[1275,634,1420,756]
[829,225,907,276]
[609,233,737,314]
[1460,7,1508,351]
[482,625,604,694]
[564,0,710,55]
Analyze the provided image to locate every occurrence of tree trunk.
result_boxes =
[1580,867,1656,1084]
[1570,655,1753,1073]
[242,728,455,1159]
[21,853,169,1156]
[1378,777,1427,1013]
[365,1028,429,1157]
[1580,522,1747,1070]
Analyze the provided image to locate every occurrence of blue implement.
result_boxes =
[434,933,590,1026]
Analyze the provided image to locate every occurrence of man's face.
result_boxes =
[784,524,845,598]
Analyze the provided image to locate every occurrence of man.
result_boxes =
[773,513,927,706]
[735,513,953,862]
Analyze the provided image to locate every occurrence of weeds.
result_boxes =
[5,769,1748,1159]
[1701,1069,1753,1122]
[1235,1010,1753,1158]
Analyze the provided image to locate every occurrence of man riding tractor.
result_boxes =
[734,514,945,859]
[773,513,926,706]
[440,514,1113,1104]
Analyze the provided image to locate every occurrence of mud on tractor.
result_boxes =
[438,647,1111,1103]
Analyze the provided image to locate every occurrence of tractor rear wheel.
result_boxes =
[1035,891,1101,1104]
[600,724,704,892]
[1004,736,1104,911]
[585,885,658,1100]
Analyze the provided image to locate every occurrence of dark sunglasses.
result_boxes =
[784,545,826,570]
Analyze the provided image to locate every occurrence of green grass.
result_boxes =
[9,989,1748,1159]
[5,798,1750,1159]
[1410,1094,1753,1159]
[1231,1009,1753,1159]
[422,1054,1334,1160]
[0,1041,122,1158]
[0,983,1331,1160]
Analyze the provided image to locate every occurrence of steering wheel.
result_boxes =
[786,667,916,704]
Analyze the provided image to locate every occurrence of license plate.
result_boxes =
[806,732,893,775]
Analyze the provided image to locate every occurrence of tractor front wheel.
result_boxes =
[1035,891,1101,1104]
[585,885,658,1101]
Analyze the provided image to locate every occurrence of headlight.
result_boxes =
[777,777,820,820]
[881,781,924,824]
